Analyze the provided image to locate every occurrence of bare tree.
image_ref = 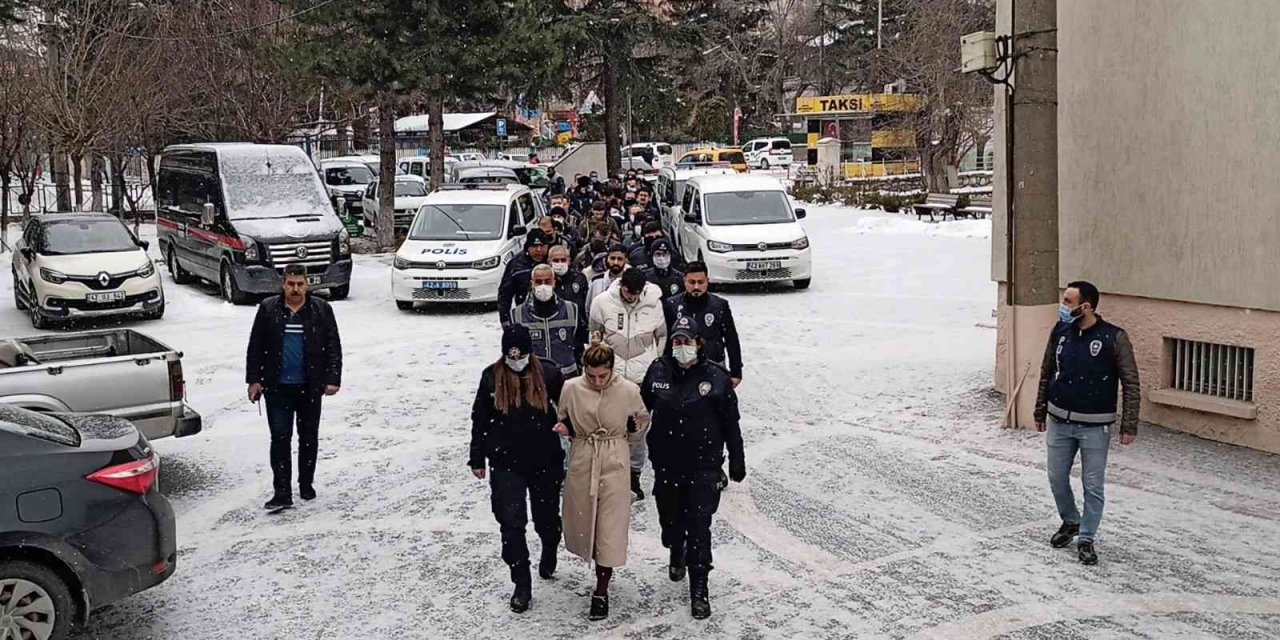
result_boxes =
[0,33,41,243]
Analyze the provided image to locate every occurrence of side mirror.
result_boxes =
[795,208,807,219]
[138,240,150,250]
[684,211,700,224]
[510,224,528,238]
[201,202,216,227]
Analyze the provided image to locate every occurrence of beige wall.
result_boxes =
[1058,0,1280,312]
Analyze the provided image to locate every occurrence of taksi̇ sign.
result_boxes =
[795,94,923,115]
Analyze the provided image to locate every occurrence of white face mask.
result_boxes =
[505,355,530,373]
[652,254,671,270]
[551,262,570,276]
[673,345,698,366]
[533,284,555,302]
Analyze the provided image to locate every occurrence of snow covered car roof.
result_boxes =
[687,173,787,194]
[424,184,527,205]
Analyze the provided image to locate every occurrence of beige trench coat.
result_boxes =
[558,373,649,568]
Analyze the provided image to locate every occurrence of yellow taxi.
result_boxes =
[675,147,749,173]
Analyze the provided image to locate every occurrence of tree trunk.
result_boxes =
[53,148,71,212]
[376,99,397,250]
[602,48,621,175]
[91,155,105,212]
[142,151,157,234]
[428,93,445,190]
[1,172,10,248]
[72,153,84,210]
[110,154,126,219]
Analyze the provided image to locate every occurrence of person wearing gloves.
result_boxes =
[643,238,685,302]
[498,229,551,328]
[589,268,667,501]
[641,315,745,619]
[553,342,650,621]
[469,326,567,613]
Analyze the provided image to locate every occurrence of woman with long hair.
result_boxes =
[553,339,649,621]
[469,326,566,613]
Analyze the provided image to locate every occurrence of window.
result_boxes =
[681,185,695,212]
[1168,338,1255,402]
[517,194,537,226]
[703,191,793,225]
[657,144,673,157]
[41,219,139,255]
[325,165,374,186]
[720,151,746,165]
[409,204,507,241]
[394,181,427,197]
[771,140,791,151]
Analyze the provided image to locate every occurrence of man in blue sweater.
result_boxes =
[1034,281,1140,566]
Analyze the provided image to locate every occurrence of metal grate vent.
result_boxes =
[1169,338,1254,402]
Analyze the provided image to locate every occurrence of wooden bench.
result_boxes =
[913,193,960,221]
[959,195,993,219]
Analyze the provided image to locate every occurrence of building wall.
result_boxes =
[1058,0,1280,312]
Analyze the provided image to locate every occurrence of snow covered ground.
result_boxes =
[2,206,1277,639]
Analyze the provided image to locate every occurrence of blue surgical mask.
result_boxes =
[1058,303,1079,324]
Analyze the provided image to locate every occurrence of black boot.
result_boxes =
[588,593,609,620]
[538,542,558,580]
[510,564,532,613]
[668,544,687,582]
[263,494,292,510]
[689,567,711,619]
[1050,522,1080,548]
[631,471,645,501]
[1078,541,1098,566]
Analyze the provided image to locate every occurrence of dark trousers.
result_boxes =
[490,467,564,569]
[654,470,722,570]
[265,385,322,498]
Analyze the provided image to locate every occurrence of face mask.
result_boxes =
[533,284,554,302]
[551,262,570,276]
[1058,303,1080,324]
[653,255,671,270]
[673,345,698,366]
[505,355,530,373]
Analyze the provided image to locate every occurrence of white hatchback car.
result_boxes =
[12,213,164,328]
[392,184,544,308]
[674,174,811,289]
[360,174,430,230]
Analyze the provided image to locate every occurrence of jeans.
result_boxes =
[653,470,722,570]
[490,467,564,569]
[1046,417,1111,542]
[265,385,323,498]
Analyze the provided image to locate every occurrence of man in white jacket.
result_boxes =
[589,268,667,501]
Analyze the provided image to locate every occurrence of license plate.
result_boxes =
[87,291,126,303]
[306,275,321,285]
[422,281,458,290]
[746,261,782,271]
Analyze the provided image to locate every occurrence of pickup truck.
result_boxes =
[0,329,202,440]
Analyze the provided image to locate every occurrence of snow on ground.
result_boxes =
[1,206,1277,639]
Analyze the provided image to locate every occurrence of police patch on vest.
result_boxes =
[670,284,679,294]
[558,328,567,341]
[531,331,542,339]
[698,381,712,396]
[573,282,581,293]
[1090,340,1102,357]
[704,313,715,326]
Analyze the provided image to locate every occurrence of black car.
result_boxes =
[0,405,176,640]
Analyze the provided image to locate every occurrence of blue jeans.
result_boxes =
[265,385,323,498]
[1047,417,1111,542]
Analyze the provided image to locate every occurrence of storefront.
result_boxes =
[793,93,924,179]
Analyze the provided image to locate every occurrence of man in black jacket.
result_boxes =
[643,238,685,301]
[641,316,745,619]
[664,262,743,387]
[549,245,589,313]
[1034,281,1140,566]
[498,230,551,328]
[246,265,343,510]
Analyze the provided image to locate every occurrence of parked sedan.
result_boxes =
[0,404,176,640]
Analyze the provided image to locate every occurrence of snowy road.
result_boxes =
[3,207,1277,639]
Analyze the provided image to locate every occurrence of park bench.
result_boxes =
[913,193,960,221]
[959,194,993,219]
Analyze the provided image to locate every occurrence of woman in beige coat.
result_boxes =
[552,342,649,621]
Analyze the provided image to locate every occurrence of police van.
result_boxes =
[392,184,544,309]
[156,144,353,304]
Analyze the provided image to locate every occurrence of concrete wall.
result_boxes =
[1058,0,1280,312]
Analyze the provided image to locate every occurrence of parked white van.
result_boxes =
[391,184,543,308]
[674,174,811,289]
[741,137,794,170]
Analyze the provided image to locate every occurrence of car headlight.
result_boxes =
[240,235,259,262]
[791,236,810,251]
[137,260,156,278]
[707,240,733,254]
[393,255,410,270]
[338,229,351,256]
[39,267,67,284]
[472,256,501,270]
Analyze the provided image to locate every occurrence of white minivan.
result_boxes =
[674,174,811,289]
[391,184,543,308]
[742,137,794,170]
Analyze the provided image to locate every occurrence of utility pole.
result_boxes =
[877,0,884,49]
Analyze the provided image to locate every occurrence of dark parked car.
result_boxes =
[0,405,176,640]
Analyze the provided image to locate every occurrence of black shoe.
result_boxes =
[1050,522,1079,548]
[689,568,711,619]
[538,545,558,580]
[588,594,609,621]
[631,471,645,501]
[1078,541,1098,566]
[669,545,687,582]
[299,485,316,501]
[510,565,532,613]
[264,495,292,510]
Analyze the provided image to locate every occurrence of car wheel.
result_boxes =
[145,302,166,321]
[328,284,350,301]
[29,301,50,330]
[396,300,414,311]
[168,247,193,285]
[220,264,251,305]
[794,278,812,290]
[0,560,75,640]
[761,158,770,170]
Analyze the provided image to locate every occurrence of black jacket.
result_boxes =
[1034,317,1141,435]
[644,266,685,302]
[641,356,744,478]
[469,360,566,472]
[246,295,342,393]
[497,252,544,325]
[555,269,591,313]
[664,293,743,378]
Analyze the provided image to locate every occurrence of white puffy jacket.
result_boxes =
[588,279,668,383]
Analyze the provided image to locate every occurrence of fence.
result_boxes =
[2,182,155,216]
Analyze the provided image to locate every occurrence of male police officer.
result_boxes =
[498,229,551,328]
[514,264,587,378]
[549,245,589,313]
[643,238,684,302]
[664,262,743,387]
[1034,281,1140,566]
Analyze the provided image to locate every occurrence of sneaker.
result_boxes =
[588,594,609,621]
[1078,541,1098,565]
[1050,522,1079,548]
[630,471,645,502]
[263,495,293,510]
[299,485,316,501]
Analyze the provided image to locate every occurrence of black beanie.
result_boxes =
[502,325,533,359]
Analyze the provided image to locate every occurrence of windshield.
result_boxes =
[461,175,517,185]
[704,191,795,225]
[325,165,374,186]
[41,219,139,254]
[220,152,332,220]
[513,167,549,188]
[395,182,428,197]
[409,204,506,241]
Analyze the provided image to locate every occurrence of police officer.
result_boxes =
[549,245,589,313]
[664,262,743,387]
[643,238,684,302]
[1034,281,1140,566]
[469,326,566,612]
[498,229,550,328]
[514,264,587,378]
[641,316,745,620]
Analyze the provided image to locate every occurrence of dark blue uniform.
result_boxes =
[664,293,743,379]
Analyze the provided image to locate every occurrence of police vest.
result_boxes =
[669,294,729,364]
[1046,320,1122,425]
[516,300,579,375]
